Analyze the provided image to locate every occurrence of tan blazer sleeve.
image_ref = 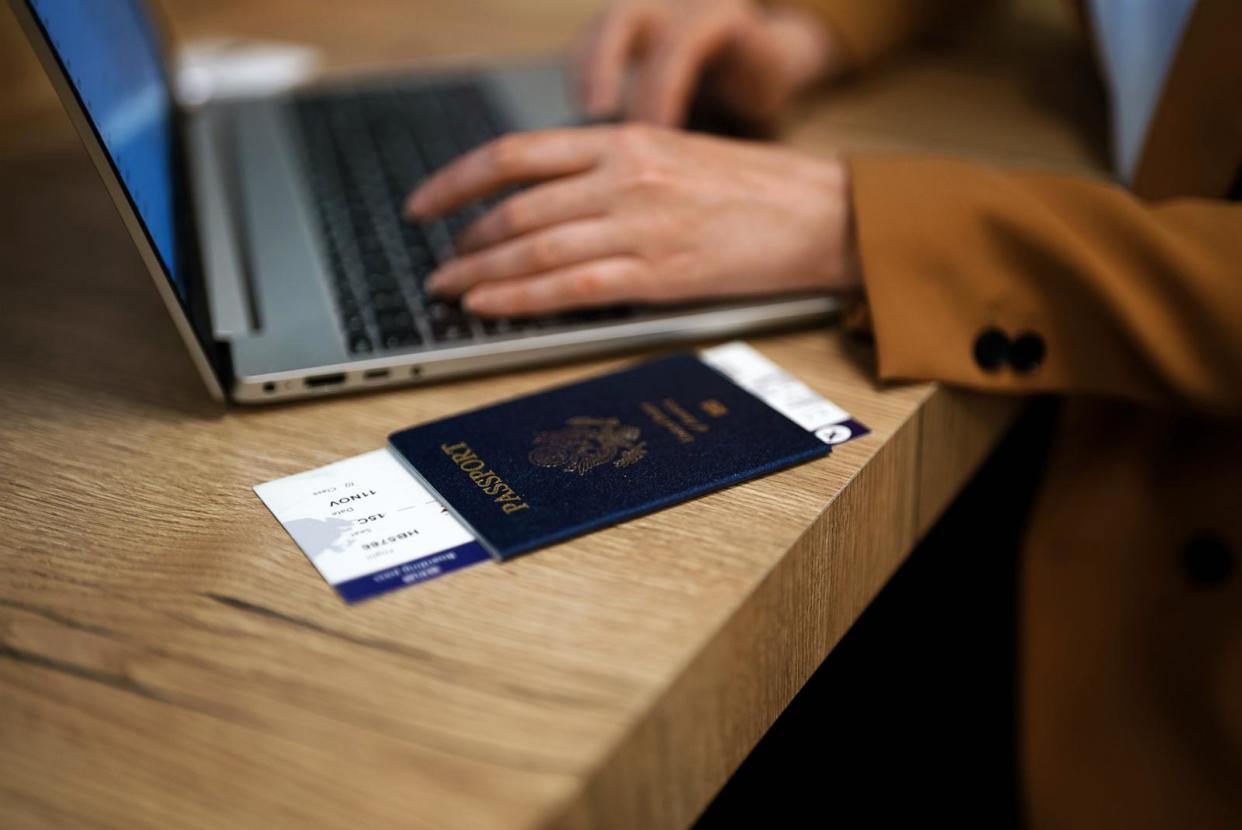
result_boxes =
[793,0,991,68]
[851,154,1242,413]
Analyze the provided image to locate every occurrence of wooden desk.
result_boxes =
[0,2,1100,827]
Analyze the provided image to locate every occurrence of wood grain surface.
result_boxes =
[0,1,1098,827]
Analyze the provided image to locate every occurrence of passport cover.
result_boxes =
[387,353,830,560]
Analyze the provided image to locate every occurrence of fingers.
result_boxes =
[404,129,607,218]
[455,175,607,254]
[574,3,664,116]
[462,257,650,317]
[633,5,744,125]
[428,219,625,297]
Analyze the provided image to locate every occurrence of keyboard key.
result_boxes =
[381,329,422,350]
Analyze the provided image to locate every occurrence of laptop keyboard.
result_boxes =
[292,81,633,354]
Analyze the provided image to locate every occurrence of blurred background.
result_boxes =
[0,0,1108,169]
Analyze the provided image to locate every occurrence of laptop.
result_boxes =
[9,0,839,404]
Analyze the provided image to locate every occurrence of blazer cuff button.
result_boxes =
[973,327,1010,372]
[1009,332,1046,373]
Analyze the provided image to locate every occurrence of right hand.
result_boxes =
[572,0,846,128]
[407,124,860,317]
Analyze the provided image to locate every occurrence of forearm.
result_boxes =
[849,154,1242,413]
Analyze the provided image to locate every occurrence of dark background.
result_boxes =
[696,399,1058,828]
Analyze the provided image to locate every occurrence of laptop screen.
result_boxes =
[27,0,184,298]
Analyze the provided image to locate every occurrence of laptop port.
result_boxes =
[304,373,346,388]
[363,368,390,381]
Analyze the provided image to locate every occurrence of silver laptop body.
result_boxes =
[11,0,838,404]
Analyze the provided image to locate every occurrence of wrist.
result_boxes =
[813,154,862,294]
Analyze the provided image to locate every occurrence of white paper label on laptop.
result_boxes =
[254,449,488,602]
[700,341,870,446]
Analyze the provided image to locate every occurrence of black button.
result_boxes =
[973,327,1010,372]
[1182,534,1234,587]
[1010,332,1046,372]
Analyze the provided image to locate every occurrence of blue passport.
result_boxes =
[387,353,830,560]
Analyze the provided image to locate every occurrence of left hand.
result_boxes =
[404,124,860,317]
[571,0,845,127]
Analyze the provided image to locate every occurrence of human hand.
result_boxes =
[573,0,845,127]
[405,124,860,317]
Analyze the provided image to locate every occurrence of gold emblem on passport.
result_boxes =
[529,417,647,475]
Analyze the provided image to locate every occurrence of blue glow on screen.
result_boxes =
[29,0,183,296]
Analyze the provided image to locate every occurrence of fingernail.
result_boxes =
[425,271,449,295]
[585,92,621,119]
[404,191,427,218]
